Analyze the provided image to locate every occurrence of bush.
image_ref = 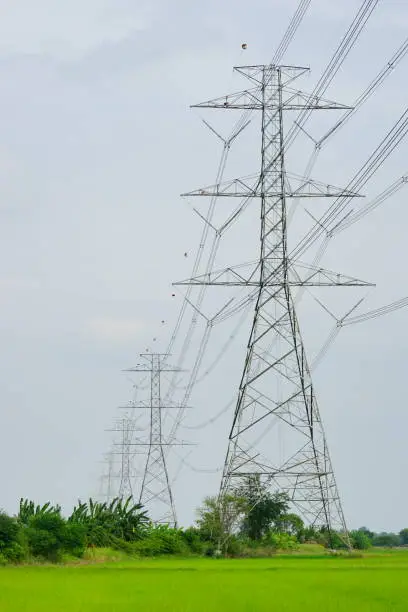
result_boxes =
[0,512,27,563]
[3,542,27,563]
[350,529,372,550]
[132,525,189,557]
[83,524,115,548]
[301,526,319,543]
[62,522,86,558]
[0,512,20,548]
[263,532,298,551]
[181,527,209,555]
[0,553,8,566]
[26,512,86,560]
[314,529,349,550]
[400,528,408,545]
[224,535,245,557]
[26,528,60,561]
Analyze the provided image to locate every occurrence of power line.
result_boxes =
[344,297,408,326]
[292,104,408,261]
[318,36,408,150]
[334,172,408,235]
[310,296,408,370]
[272,0,313,64]
[287,35,408,225]
[284,0,380,152]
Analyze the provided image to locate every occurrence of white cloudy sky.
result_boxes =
[0,0,407,532]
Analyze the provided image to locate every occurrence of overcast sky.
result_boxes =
[0,0,407,532]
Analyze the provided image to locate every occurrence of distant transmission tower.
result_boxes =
[125,354,186,526]
[105,415,137,499]
[177,64,373,543]
[98,450,117,503]
[116,416,136,498]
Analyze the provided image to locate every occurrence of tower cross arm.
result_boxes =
[191,88,352,111]
[173,262,375,288]
[182,173,363,200]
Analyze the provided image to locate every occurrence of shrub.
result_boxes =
[400,528,408,545]
[62,522,86,558]
[83,524,115,548]
[350,529,372,550]
[0,512,27,563]
[301,526,319,543]
[132,525,189,557]
[314,529,349,550]
[27,512,66,560]
[263,532,298,551]
[224,535,245,557]
[26,528,60,561]
[3,542,27,563]
[181,527,209,555]
[0,513,20,548]
[26,512,86,560]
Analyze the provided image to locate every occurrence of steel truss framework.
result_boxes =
[125,354,188,527]
[117,417,136,498]
[104,416,138,500]
[178,64,368,546]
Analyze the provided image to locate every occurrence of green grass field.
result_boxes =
[0,550,407,611]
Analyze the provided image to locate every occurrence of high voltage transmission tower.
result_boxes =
[115,416,137,499]
[124,354,188,527]
[176,64,375,544]
[102,416,138,500]
[99,450,116,503]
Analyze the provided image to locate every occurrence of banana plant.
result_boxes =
[69,497,150,545]
[18,499,61,526]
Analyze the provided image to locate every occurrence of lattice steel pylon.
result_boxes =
[117,416,135,499]
[125,354,183,527]
[105,415,138,499]
[99,450,117,503]
[177,64,374,545]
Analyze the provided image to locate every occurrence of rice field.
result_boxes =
[0,550,407,611]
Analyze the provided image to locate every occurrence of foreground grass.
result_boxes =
[0,550,407,611]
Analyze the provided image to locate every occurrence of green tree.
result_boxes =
[196,495,246,552]
[372,532,401,548]
[350,529,372,550]
[275,513,304,539]
[356,526,375,540]
[399,528,408,545]
[236,476,289,541]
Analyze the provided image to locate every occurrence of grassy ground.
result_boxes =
[0,549,407,611]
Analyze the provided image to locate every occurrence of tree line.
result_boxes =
[0,481,407,563]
